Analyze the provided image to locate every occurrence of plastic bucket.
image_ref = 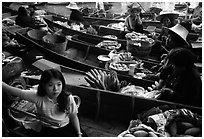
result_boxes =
[43,34,67,54]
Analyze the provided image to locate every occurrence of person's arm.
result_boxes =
[136,14,142,25]
[69,113,82,137]
[125,16,132,31]
[2,82,38,103]
[68,95,82,136]
[2,82,24,98]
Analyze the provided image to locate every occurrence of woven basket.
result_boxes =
[27,29,47,42]
[126,40,153,58]
[43,34,67,54]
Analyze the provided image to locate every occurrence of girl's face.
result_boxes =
[45,78,63,100]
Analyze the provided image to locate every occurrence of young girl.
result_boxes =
[2,68,83,137]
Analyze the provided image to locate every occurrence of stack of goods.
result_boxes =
[107,22,125,31]
[54,21,97,35]
[86,26,97,35]
[109,63,129,74]
[103,35,117,40]
[119,85,161,99]
[54,21,70,28]
[108,51,133,74]
[118,108,202,137]
[96,40,121,50]
[2,18,15,27]
[125,32,154,57]
[70,23,84,31]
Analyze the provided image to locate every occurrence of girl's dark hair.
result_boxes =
[37,69,69,112]
[168,48,196,69]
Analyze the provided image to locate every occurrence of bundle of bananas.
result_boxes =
[84,69,128,92]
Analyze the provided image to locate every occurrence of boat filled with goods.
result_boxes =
[2,2,202,137]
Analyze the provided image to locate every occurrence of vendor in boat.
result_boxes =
[66,2,89,28]
[2,68,86,137]
[155,10,179,45]
[28,4,46,17]
[164,21,192,50]
[151,48,202,107]
[187,2,202,25]
[15,6,48,31]
[15,6,34,27]
[146,22,193,87]
[124,4,144,33]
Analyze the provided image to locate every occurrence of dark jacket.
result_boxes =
[69,10,85,23]
[160,67,202,107]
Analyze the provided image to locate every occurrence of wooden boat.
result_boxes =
[4,6,201,74]
[15,27,163,83]
[84,15,162,28]
[2,49,202,136]
[43,15,164,61]
[2,13,202,138]
[43,14,202,66]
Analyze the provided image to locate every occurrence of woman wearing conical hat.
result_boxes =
[66,2,89,27]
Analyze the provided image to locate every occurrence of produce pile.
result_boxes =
[108,51,151,75]
[54,21,70,28]
[84,68,161,99]
[118,108,202,137]
[107,22,125,31]
[109,63,129,72]
[125,32,154,57]
[103,35,117,40]
[2,18,15,27]
[96,40,121,50]
[86,26,98,35]
[54,21,97,35]
[125,31,154,44]
[125,32,154,47]
[119,85,161,99]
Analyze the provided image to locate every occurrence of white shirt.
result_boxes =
[20,89,78,131]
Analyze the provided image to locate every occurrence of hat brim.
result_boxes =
[156,13,179,21]
[66,6,80,10]
[163,26,189,46]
